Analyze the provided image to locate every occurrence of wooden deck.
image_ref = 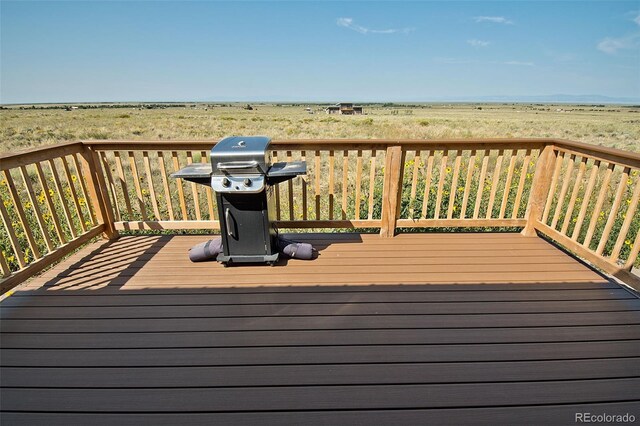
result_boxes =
[1,233,640,424]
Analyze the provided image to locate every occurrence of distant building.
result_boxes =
[325,102,364,115]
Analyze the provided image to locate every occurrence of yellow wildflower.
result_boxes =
[3,200,9,208]
[71,175,77,181]
[49,189,54,196]
[452,205,458,212]
[446,167,452,174]
[141,189,148,196]
[625,239,632,246]
[627,179,633,185]
[627,199,632,205]
[78,198,85,206]
[458,187,464,192]
[7,255,14,263]
[25,202,32,209]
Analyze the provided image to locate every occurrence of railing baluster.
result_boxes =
[113,152,133,218]
[61,156,87,232]
[342,150,349,220]
[142,152,161,220]
[512,149,532,219]
[421,151,435,219]
[486,149,504,219]
[550,154,575,228]
[200,151,215,221]
[596,167,631,255]
[273,151,281,221]
[499,150,516,219]
[186,152,201,221]
[367,150,377,220]
[314,150,321,220]
[98,152,120,222]
[34,162,66,244]
[328,150,335,220]
[171,152,188,220]
[473,150,490,219]
[3,170,41,259]
[584,163,615,248]
[355,150,363,220]
[288,151,295,220]
[157,152,174,221]
[447,150,462,219]
[301,150,308,221]
[624,230,640,271]
[19,166,54,253]
[460,150,476,219]
[571,160,601,241]
[48,159,77,238]
[128,151,148,221]
[435,150,448,219]
[0,250,10,277]
[72,153,96,223]
[542,151,564,224]
[0,197,26,268]
[610,180,640,261]
[409,150,421,218]
[561,157,587,235]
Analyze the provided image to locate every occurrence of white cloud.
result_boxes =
[336,17,414,35]
[597,34,640,54]
[634,13,640,26]
[467,39,490,47]
[473,16,514,25]
[503,61,534,66]
[434,57,533,66]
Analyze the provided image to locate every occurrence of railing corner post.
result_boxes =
[380,144,404,238]
[80,145,118,240]
[522,143,557,237]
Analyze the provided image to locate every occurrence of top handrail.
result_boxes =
[2,138,638,172]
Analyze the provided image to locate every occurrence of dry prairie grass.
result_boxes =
[1,103,639,153]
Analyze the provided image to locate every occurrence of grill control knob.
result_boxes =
[222,177,231,187]
[243,178,252,187]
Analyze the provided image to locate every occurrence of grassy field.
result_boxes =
[1,103,639,152]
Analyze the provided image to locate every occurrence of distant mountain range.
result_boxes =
[446,94,640,104]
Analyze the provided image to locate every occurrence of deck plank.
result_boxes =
[4,404,640,426]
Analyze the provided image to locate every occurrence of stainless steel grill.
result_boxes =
[172,136,305,265]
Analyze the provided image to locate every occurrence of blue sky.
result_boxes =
[1,1,639,103]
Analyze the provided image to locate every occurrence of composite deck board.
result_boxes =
[4,325,640,349]
[3,358,640,387]
[4,312,640,333]
[4,403,640,426]
[3,379,640,411]
[4,341,640,367]
[2,234,639,421]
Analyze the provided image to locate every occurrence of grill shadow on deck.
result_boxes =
[1,233,639,424]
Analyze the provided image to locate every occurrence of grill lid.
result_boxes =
[211,136,271,175]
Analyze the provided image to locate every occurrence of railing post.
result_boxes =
[79,144,118,239]
[380,144,404,237]
[522,143,557,237]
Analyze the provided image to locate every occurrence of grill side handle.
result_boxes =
[217,161,259,171]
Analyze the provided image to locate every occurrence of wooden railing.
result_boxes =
[0,142,115,292]
[527,140,640,286]
[1,138,638,292]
